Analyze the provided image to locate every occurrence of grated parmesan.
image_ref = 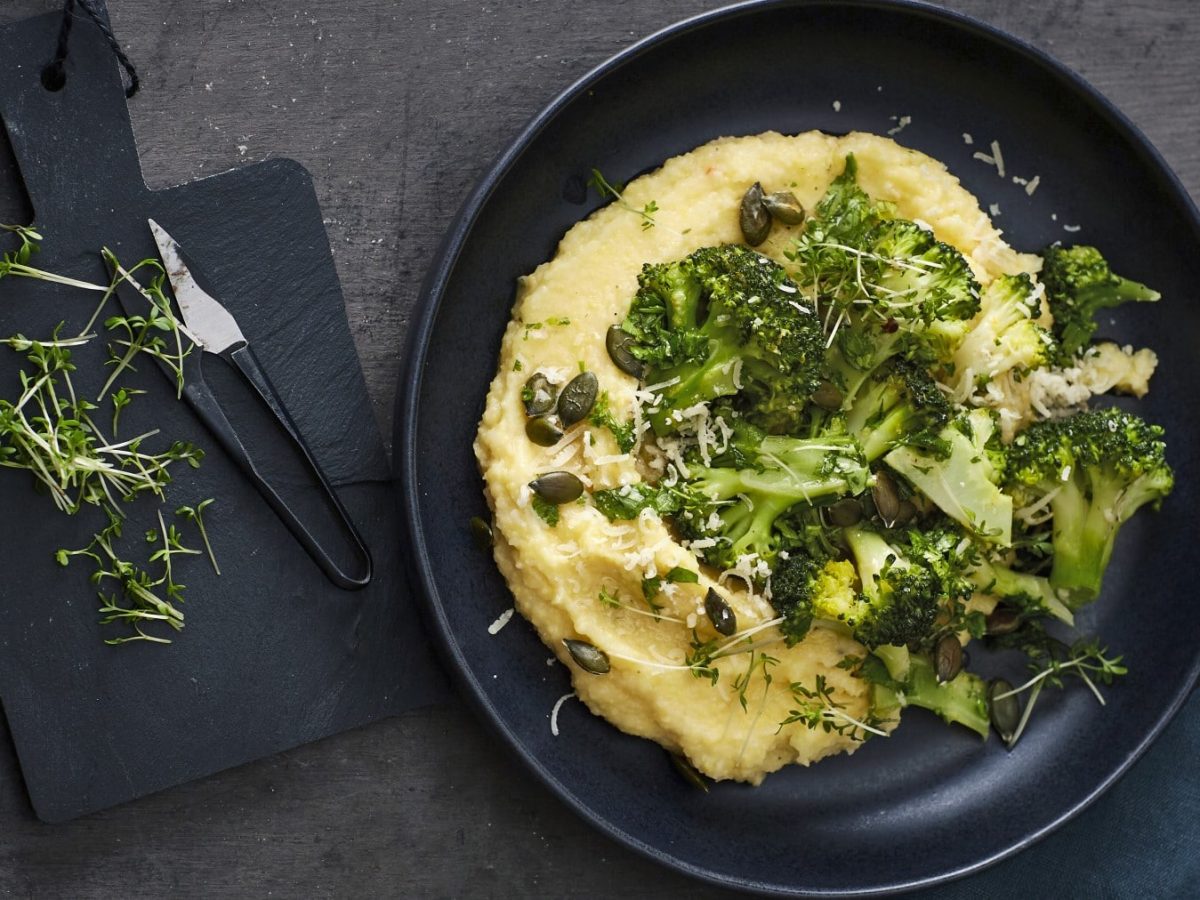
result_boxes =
[488,607,515,635]
[550,692,576,736]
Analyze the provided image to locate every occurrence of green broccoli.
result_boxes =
[862,650,991,738]
[904,517,1075,625]
[950,273,1053,391]
[1041,244,1160,363]
[967,556,1074,626]
[786,155,981,409]
[844,359,952,461]
[1005,407,1174,606]
[675,422,871,570]
[885,407,1013,546]
[769,525,944,649]
[621,245,825,434]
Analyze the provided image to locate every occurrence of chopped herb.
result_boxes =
[666,566,699,584]
[531,493,560,527]
[589,391,637,453]
[639,575,664,614]
[598,587,621,608]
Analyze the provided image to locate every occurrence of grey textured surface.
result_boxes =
[0,0,1196,896]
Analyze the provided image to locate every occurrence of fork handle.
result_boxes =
[220,342,373,590]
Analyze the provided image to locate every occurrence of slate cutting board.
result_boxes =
[0,10,445,822]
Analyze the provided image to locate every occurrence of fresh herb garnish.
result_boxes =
[588,168,660,230]
[531,493,560,527]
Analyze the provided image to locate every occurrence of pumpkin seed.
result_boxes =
[986,605,1021,636]
[522,372,558,416]
[739,182,771,246]
[871,469,901,526]
[468,516,493,551]
[606,325,644,378]
[529,471,584,504]
[704,587,737,637]
[526,415,564,446]
[669,752,710,792]
[893,499,918,526]
[763,190,805,225]
[811,380,843,410]
[826,497,863,527]
[934,634,963,682]
[988,678,1021,744]
[557,371,598,426]
[563,638,610,675]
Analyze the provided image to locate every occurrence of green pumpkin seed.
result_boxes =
[529,471,584,504]
[469,516,493,551]
[522,372,558,416]
[811,380,843,411]
[669,752,710,792]
[893,499,918,526]
[986,605,1021,636]
[934,634,963,682]
[871,469,901,526]
[563,638,610,675]
[557,371,598,426]
[526,415,564,446]
[763,190,805,225]
[988,678,1021,744]
[606,325,645,378]
[704,587,737,637]
[826,497,863,527]
[739,182,771,246]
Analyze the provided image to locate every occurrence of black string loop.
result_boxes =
[41,0,140,98]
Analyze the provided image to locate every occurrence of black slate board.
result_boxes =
[0,11,445,822]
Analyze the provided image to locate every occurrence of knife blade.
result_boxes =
[148,219,245,354]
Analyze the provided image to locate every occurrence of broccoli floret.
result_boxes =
[885,407,1013,546]
[966,557,1074,625]
[769,525,944,649]
[844,359,952,461]
[622,245,825,434]
[843,526,942,648]
[863,651,990,738]
[904,517,1076,625]
[1041,244,1160,363]
[676,423,871,570]
[1005,407,1174,606]
[786,157,980,408]
[951,273,1053,392]
[869,219,981,345]
[768,553,856,645]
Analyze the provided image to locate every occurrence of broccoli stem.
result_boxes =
[899,654,991,738]
[968,559,1074,625]
[1048,477,1123,607]
[843,527,896,597]
[648,337,741,434]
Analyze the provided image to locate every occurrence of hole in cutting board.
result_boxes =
[0,118,33,227]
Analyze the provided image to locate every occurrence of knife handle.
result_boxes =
[185,344,373,591]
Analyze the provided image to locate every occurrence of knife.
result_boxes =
[107,220,373,590]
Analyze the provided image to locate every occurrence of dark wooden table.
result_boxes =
[0,1,1195,896]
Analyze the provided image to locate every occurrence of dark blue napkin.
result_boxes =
[910,690,1200,898]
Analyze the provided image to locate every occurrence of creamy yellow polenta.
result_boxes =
[474,131,1037,783]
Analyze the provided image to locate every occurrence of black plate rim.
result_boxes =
[396,1,1200,895]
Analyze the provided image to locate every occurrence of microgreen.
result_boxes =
[778,675,890,741]
[176,498,220,575]
[588,168,660,231]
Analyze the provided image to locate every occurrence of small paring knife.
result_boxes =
[108,219,373,591]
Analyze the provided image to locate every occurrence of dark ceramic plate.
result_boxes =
[396,1,1200,894]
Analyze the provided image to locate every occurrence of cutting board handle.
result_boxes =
[0,13,147,228]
